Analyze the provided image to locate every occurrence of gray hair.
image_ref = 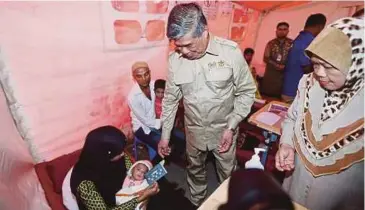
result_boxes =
[167,3,207,40]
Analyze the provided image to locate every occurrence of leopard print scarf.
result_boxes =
[305,18,364,122]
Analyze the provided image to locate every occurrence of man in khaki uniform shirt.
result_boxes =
[158,3,256,206]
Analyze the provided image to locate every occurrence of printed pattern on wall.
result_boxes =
[100,0,170,51]
[230,3,254,44]
[201,0,219,20]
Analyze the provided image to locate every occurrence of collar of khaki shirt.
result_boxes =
[205,33,219,56]
[178,33,219,59]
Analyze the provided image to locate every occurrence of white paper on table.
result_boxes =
[255,111,280,126]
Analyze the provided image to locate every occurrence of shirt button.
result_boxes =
[304,185,310,196]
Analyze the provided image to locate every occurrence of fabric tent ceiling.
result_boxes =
[233,1,310,12]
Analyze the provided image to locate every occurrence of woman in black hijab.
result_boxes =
[71,126,159,210]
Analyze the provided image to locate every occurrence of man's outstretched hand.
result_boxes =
[218,129,234,153]
[158,139,171,158]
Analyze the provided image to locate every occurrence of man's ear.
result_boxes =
[202,29,209,39]
[201,30,209,39]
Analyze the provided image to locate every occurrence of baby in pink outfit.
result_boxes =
[116,160,153,210]
[123,160,152,187]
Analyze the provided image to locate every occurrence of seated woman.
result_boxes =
[70,126,159,210]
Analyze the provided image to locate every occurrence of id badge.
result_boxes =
[276,54,282,62]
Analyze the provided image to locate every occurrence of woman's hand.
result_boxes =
[138,183,159,202]
[275,143,295,171]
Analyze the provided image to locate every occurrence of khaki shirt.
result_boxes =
[161,35,256,150]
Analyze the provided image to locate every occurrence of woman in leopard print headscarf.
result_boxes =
[275,17,364,210]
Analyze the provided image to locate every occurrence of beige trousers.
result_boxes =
[186,141,237,206]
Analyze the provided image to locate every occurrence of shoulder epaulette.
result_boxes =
[169,51,179,59]
[214,36,238,49]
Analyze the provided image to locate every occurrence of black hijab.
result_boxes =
[219,169,294,210]
[70,126,127,208]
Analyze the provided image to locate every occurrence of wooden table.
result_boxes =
[247,101,290,167]
[198,178,308,210]
[248,101,289,136]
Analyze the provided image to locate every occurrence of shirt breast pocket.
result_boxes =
[205,67,233,89]
[174,74,194,95]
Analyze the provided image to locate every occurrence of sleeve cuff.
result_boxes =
[154,119,161,130]
[161,131,171,141]
[227,115,242,130]
[279,128,295,148]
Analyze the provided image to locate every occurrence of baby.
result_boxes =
[116,160,153,210]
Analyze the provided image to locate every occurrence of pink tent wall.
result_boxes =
[0,74,49,209]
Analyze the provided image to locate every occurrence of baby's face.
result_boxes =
[155,88,164,100]
[132,163,148,181]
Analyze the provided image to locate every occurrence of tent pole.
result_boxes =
[253,11,266,49]
[0,50,41,163]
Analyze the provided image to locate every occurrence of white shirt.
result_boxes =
[128,81,161,134]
